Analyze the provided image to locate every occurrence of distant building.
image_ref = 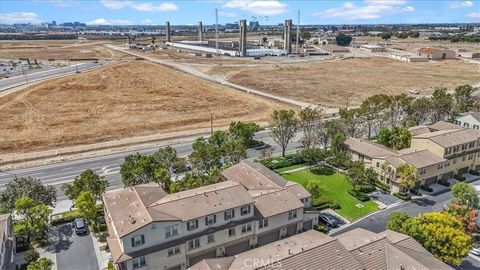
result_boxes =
[417,47,455,60]
[389,53,428,63]
[322,45,349,53]
[190,228,453,270]
[0,214,15,270]
[249,21,259,30]
[456,113,480,129]
[360,44,386,52]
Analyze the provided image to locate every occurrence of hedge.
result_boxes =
[51,204,104,226]
[454,174,466,182]
[374,181,391,192]
[393,192,411,201]
[312,197,340,210]
[420,184,433,192]
[358,186,376,193]
[257,154,304,170]
[438,179,450,187]
[314,224,329,234]
[469,170,480,176]
[348,190,370,202]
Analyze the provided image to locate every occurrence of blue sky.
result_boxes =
[0,0,479,25]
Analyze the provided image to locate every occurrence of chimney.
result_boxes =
[165,21,171,42]
[239,19,247,57]
[198,21,203,41]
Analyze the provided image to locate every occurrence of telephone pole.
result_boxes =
[215,8,219,55]
[210,113,213,135]
[296,10,300,53]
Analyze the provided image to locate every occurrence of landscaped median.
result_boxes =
[281,166,380,221]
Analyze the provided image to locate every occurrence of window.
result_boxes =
[469,142,475,148]
[131,235,145,247]
[419,168,426,175]
[241,223,252,233]
[259,219,269,228]
[228,228,236,237]
[187,220,198,231]
[468,154,474,160]
[376,162,379,168]
[288,210,297,220]
[224,209,235,220]
[205,214,216,226]
[167,246,180,256]
[240,205,251,216]
[453,159,457,165]
[463,156,466,162]
[445,161,450,167]
[474,125,479,129]
[165,225,178,238]
[188,238,200,250]
[464,123,470,127]
[437,164,443,170]
[132,256,146,269]
[207,233,215,243]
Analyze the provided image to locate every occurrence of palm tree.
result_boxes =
[397,163,418,193]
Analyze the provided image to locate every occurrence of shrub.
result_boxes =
[98,232,109,243]
[374,181,391,192]
[257,154,304,170]
[24,250,39,264]
[438,179,450,187]
[420,184,433,192]
[312,197,340,210]
[348,190,370,202]
[393,192,411,201]
[359,186,376,193]
[410,188,422,196]
[108,261,114,270]
[314,224,329,234]
[469,170,480,176]
[454,174,466,182]
[51,205,103,226]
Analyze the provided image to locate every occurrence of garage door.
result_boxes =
[286,224,297,236]
[442,171,454,179]
[457,167,469,175]
[188,250,217,267]
[258,230,279,246]
[166,266,182,270]
[303,220,313,231]
[475,165,480,171]
[225,240,250,256]
[424,176,438,185]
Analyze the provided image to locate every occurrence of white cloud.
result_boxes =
[141,19,153,24]
[0,12,41,24]
[100,0,178,12]
[448,1,474,9]
[223,1,288,15]
[218,10,239,17]
[313,0,415,20]
[466,12,480,19]
[87,18,132,25]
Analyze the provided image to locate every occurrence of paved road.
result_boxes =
[0,130,301,200]
[54,224,98,270]
[332,180,480,270]
[0,60,109,91]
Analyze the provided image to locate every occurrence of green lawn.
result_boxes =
[281,166,380,221]
[274,163,306,174]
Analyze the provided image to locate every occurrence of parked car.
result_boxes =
[409,89,419,95]
[73,218,88,235]
[319,214,338,228]
[470,245,480,256]
[253,143,271,151]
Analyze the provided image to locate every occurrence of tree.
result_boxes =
[300,29,311,41]
[298,107,324,149]
[335,34,352,46]
[359,94,389,138]
[270,110,298,157]
[75,191,97,228]
[300,147,327,168]
[387,212,411,232]
[25,250,40,264]
[152,146,178,173]
[339,108,362,137]
[0,177,56,212]
[431,87,454,122]
[348,160,366,191]
[448,204,479,234]
[405,97,432,126]
[62,169,108,201]
[228,121,261,147]
[387,94,413,126]
[381,32,392,40]
[317,120,344,149]
[451,182,479,209]
[120,153,171,189]
[377,126,411,150]
[306,179,323,205]
[14,196,52,243]
[454,84,474,113]
[221,137,247,165]
[27,258,53,270]
[189,136,222,173]
[397,163,418,193]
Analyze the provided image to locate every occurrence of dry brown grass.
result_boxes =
[223,57,480,107]
[0,60,290,154]
[0,40,128,60]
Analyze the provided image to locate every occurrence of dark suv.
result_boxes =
[73,218,88,235]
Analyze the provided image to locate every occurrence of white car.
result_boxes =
[470,245,480,256]
[409,89,419,95]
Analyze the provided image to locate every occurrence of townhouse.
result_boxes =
[0,214,15,270]
[190,228,452,270]
[104,161,318,270]
[345,121,480,192]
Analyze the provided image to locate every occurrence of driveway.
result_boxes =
[369,190,401,206]
[54,224,98,270]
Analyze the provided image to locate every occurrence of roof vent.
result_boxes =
[128,214,136,224]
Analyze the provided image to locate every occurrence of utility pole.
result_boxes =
[210,113,213,135]
[215,8,219,55]
[296,10,300,53]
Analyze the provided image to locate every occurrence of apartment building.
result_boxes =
[455,112,480,129]
[345,121,480,192]
[104,161,317,270]
[0,214,15,270]
[190,228,452,270]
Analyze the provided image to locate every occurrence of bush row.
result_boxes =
[454,174,466,182]
[438,179,450,187]
[51,205,104,226]
[348,190,370,202]
[374,181,391,192]
[469,170,480,176]
[257,154,304,170]
[393,192,411,201]
[312,197,340,210]
[420,184,433,192]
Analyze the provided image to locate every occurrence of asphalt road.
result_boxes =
[54,224,98,270]
[0,130,301,200]
[0,60,109,91]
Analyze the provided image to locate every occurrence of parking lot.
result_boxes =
[53,224,99,270]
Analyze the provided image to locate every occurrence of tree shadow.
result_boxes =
[311,166,335,176]
[411,197,435,207]
[54,224,74,253]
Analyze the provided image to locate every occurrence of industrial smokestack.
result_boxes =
[284,19,292,54]
[239,19,247,57]
[198,21,203,41]
[165,21,171,42]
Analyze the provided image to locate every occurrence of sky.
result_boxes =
[0,0,479,25]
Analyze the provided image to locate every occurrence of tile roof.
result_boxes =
[344,137,398,158]
[429,121,462,131]
[413,128,480,148]
[396,149,446,168]
[408,126,432,136]
[253,189,304,218]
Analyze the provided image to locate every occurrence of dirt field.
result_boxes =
[209,57,480,107]
[0,60,290,154]
[0,40,128,60]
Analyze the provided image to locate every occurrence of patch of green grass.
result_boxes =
[281,167,379,221]
[274,164,306,173]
